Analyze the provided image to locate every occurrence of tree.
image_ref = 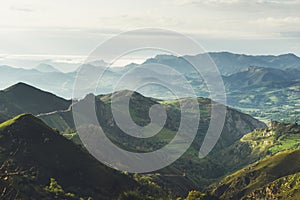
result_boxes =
[185,190,205,200]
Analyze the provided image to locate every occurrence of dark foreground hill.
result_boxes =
[0,114,137,199]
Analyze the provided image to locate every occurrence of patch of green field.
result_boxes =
[269,134,300,155]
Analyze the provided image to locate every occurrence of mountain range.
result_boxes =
[0,52,299,123]
[1,52,300,96]
[187,52,300,75]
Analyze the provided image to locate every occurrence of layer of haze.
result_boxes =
[0,0,300,71]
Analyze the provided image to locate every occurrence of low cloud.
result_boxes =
[10,5,35,12]
[254,17,300,26]
[280,31,300,38]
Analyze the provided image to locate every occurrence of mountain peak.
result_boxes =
[279,53,299,58]
[143,54,179,64]
[1,83,71,116]
[154,54,177,59]
[4,82,37,92]
[35,63,60,73]
[86,59,108,67]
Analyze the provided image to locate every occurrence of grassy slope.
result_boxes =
[212,121,300,172]
[203,121,300,199]
[208,149,300,199]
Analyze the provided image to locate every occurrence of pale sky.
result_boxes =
[0,0,300,66]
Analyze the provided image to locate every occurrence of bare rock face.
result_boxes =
[215,108,266,150]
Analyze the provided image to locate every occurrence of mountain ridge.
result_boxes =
[223,66,299,90]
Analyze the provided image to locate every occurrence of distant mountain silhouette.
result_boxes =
[35,63,61,73]
[223,66,300,90]
[0,82,71,117]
